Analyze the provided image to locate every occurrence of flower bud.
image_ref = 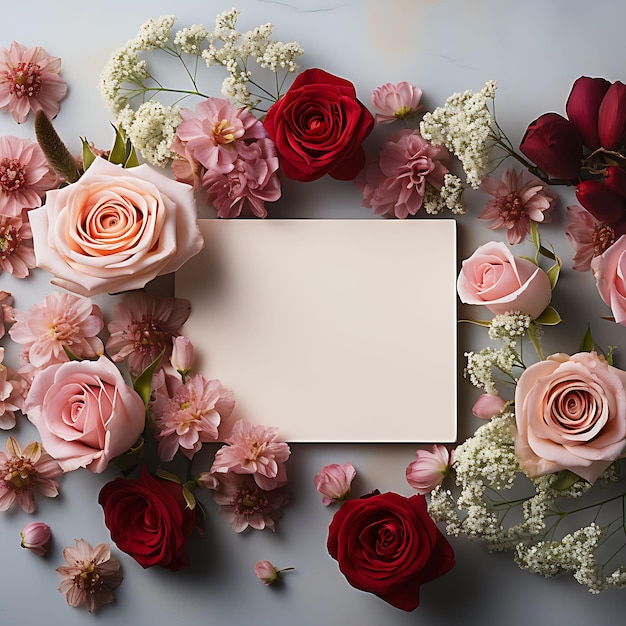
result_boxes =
[598,81,626,150]
[576,179,626,225]
[20,521,51,557]
[196,471,219,490]
[565,76,611,150]
[472,393,506,419]
[313,462,356,506]
[170,336,194,375]
[405,445,454,494]
[253,560,293,585]
[604,166,626,199]
[520,113,583,180]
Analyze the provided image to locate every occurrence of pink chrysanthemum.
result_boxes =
[0,41,67,124]
[211,473,289,533]
[0,212,35,278]
[0,136,57,216]
[405,444,454,495]
[211,419,290,491]
[0,436,62,513]
[479,168,556,245]
[56,539,122,613]
[371,81,425,124]
[358,129,450,218]
[10,291,104,371]
[106,293,191,377]
[152,374,235,462]
[0,347,25,429]
[565,204,616,271]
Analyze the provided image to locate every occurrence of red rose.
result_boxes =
[98,467,196,572]
[327,492,455,612]
[264,68,374,182]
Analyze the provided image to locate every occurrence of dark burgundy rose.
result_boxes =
[598,81,626,150]
[576,179,626,225]
[327,492,455,612]
[264,68,374,182]
[604,165,626,198]
[98,467,196,572]
[519,112,583,181]
[566,76,611,150]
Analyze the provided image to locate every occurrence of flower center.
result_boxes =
[496,192,525,227]
[76,561,104,593]
[0,157,27,193]
[213,119,243,145]
[4,457,36,492]
[0,221,20,260]
[233,486,269,516]
[4,62,42,98]
[592,223,615,257]
[133,315,172,361]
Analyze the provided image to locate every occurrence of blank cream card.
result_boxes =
[175,219,457,442]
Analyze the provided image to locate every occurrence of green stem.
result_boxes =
[528,323,545,361]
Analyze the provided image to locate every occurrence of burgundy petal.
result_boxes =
[598,81,626,150]
[565,76,610,150]
[576,179,626,224]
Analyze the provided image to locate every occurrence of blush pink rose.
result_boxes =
[29,157,203,296]
[591,234,626,325]
[457,241,552,319]
[514,352,626,483]
[24,356,145,473]
[472,393,507,419]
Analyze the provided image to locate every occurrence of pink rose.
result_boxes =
[514,352,626,483]
[24,356,145,473]
[29,157,204,296]
[457,241,552,319]
[592,234,626,324]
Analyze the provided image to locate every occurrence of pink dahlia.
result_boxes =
[10,291,104,370]
[0,136,57,216]
[0,213,35,277]
[0,41,67,124]
[0,436,62,513]
[106,293,191,377]
[565,204,616,272]
[371,81,425,124]
[0,347,24,429]
[405,444,454,494]
[479,168,556,245]
[358,129,449,218]
[56,539,122,613]
[211,419,290,491]
[152,374,235,462]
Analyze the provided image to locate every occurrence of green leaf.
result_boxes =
[519,255,539,266]
[133,349,165,408]
[183,485,196,510]
[579,324,594,352]
[530,220,541,252]
[62,345,82,361]
[111,436,144,476]
[550,469,582,490]
[109,125,128,165]
[156,468,181,483]
[606,345,616,366]
[81,138,97,171]
[534,306,562,326]
[546,261,561,290]
[458,319,492,327]
[124,144,139,168]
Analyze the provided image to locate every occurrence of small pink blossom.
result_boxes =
[170,335,194,375]
[211,473,289,532]
[0,41,67,124]
[20,521,51,557]
[56,539,122,613]
[211,419,291,491]
[358,129,449,218]
[472,393,507,419]
[202,138,281,218]
[0,290,15,339]
[0,135,57,215]
[479,168,556,245]
[105,293,191,377]
[0,212,35,277]
[313,462,356,505]
[174,97,266,175]
[405,444,454,494]
[0,347,24,429]
[371,81,424,123]
[565,204,617,271]
[254,560,294,585]
[151,373,235,462]
[0,436,62,513]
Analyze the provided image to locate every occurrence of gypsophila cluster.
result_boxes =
[488,312,532,341]
[423,173,466,215]
[420,80,497,189]
[464,345,518,395]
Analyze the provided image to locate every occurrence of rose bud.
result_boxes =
[565,76,610,150]
[20,521,51,557]
[472,393,507,419]
[576,179,626,225]
[598,81,626,150]
[170,336,194,376]
[253,560,293,585]
[520,112,583,181]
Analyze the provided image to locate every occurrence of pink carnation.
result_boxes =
[405,444,454,494]
[0,42,67,124]
[358,129,449,218]
[371,81,424,124]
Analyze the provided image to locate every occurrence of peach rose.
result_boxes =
[514,352,626,483]
[592,235,626,325]
[24,356,145,473]
[29,157,204,296]
[457,241,552,319]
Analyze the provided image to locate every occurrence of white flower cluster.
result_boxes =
[488,312,532,341]
[423,174,466,215]
[420,80,497,189]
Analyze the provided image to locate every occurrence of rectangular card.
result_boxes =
[175,219,457,442]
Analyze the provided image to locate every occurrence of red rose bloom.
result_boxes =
[327,492,455,612]
[98,467,196,572]
[264,68,374,182]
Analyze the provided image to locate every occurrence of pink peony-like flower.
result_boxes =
[358,129,449,219]
[106,293,191,377]
[313,462,356,505]
[20,521,51,557]
[514,352,626,483]
[0,41,67,124]
[565,204,617,272]
[479,168,556,244]
[174,97,266,175]
[471,393,506,419]
[211,473,289,533]
[0,212,36,278]
[0,436,62,513]
[151,373,235,462]
[0,347,24,429]
[24,356,146,473]
[405,445,454,494]
[0,136,57,215]
[10,291,104,371]
[371,81,425,124]
[0,290,14,339]
[29,157,204,296]
[211,419,291,491]
[202,138,281,218]
[56,539,122,613]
